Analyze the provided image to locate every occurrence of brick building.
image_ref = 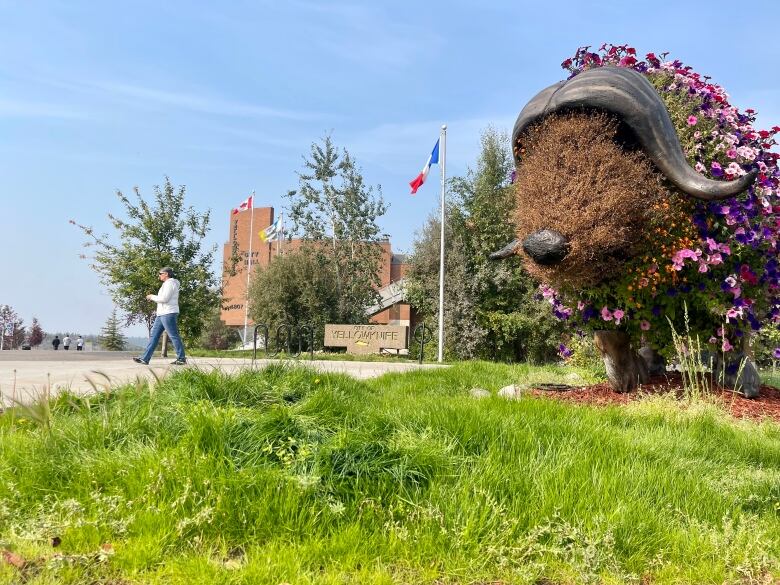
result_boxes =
[221,206,412,329]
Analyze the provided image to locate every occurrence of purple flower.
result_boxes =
[581,306,596,322]
[558,343,573,358]
[773,347,780,360]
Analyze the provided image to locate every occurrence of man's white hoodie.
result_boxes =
[149,278,180,315]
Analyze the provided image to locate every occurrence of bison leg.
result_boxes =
[638,345,667,376]
[593,331,649,393]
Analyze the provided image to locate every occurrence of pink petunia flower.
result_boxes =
[726,307,743,321]
[687,115,698,126]
[640,320,651,331]
[722,338,733,352]
[613,309,625,324]
[601,306,613,321]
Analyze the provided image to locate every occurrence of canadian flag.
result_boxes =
[232,194,253,214]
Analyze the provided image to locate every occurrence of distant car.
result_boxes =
[21,342,31,350]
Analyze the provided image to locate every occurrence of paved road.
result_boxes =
[0,350,446,404]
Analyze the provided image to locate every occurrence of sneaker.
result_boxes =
[133,357,149,365]
[170,358,187,365]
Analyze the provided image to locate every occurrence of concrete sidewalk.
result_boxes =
[0,351,446,403]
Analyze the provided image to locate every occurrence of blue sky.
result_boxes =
[3,0,780,336]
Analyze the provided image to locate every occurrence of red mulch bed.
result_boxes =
[528,373,780,422]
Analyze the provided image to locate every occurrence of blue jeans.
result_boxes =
[141,313,186,362]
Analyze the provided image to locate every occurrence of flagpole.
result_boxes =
[242,190,255,347]
[437,125,447,363]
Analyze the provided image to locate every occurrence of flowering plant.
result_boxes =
[544,44,780,357]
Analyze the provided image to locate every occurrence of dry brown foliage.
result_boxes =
[514,113,673,288]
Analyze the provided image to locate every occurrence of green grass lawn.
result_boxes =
[1,362,779,584]
[187,347,424,362]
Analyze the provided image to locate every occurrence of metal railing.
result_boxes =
[252,323,315,363]
[412,322,433,364]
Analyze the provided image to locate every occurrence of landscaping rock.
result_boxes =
[469,388,491,399]
[638,346,666,376]
[712,352,761,399]
[497,384,524,400]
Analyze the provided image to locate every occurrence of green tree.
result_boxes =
[248,249,339,344]
[407,128,564,362]
[71,177,220,341]
[406,209,485,359]
[0,304,21,351]
[285,136,388,324]
[99,309,127,351]
[198,304,241,350]
[28,317,44,348]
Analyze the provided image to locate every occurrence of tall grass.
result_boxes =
[0,362,779,583]
[668,310,712,400]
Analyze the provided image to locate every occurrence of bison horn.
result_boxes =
[511,66,758,201]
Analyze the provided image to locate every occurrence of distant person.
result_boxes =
[76,335,84,351]
[63,334,71,350]
[134,266,187,365]
[52,335,60,350]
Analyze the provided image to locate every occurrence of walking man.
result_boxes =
[63,334,71,350]
[133,266,187,365]
[76,335,84,351]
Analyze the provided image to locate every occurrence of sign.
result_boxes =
[324,324,408,354]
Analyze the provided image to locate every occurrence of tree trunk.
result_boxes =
[593,330,649,393]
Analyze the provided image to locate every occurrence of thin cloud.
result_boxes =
[89,81,322,121]
[187,2,441,68]
[0,98,88,119]
[347,114,517,171]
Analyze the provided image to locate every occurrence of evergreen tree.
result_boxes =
[406,207,486,359]
[28,317,44,348]
[99,309,127,351]
[71,177,220,341]
[285,136,388,324]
